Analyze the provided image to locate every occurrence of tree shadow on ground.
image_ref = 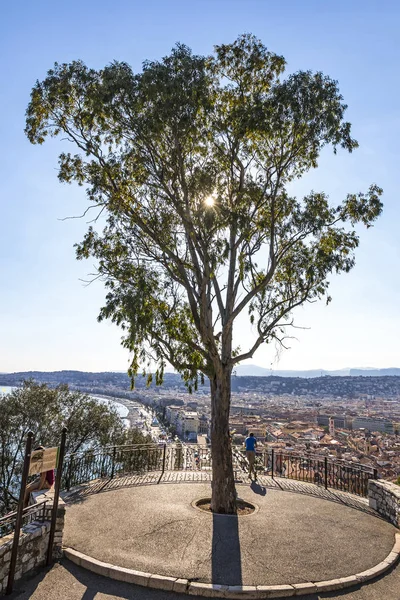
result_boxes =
[211,512,242,586]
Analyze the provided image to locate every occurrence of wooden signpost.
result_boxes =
[46,428,66,565]
[29,447,59,477]
[6,428,67,594]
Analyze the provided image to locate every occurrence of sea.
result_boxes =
[0,385,15,396]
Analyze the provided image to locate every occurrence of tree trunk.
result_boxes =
[210,366,237,514]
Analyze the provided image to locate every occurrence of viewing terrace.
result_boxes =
[4,444,400,599]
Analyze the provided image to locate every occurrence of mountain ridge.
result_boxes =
[234,365,400,377]
[1,366,400,379]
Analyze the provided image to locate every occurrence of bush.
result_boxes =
[0,380,125,515]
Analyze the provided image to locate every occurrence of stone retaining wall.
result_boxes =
[0,497,65,595]
[368,479,400,527]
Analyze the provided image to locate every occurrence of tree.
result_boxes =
[0,381,125,514]
[25,34,383,514]
[168,424,177,438]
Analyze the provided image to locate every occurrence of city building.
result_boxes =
[352,417,394,434]
[177,411,199,438]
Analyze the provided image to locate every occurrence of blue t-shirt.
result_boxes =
[245,436,257,451]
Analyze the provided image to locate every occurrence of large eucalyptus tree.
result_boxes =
[26,35,382,513]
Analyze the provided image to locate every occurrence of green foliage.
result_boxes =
[0,381,125,514]
[123,427,151,445]
[168,424,177,438]
[25,34,383,389]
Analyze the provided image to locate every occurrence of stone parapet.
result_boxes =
[0,494,65,595]
[368,479,400,527]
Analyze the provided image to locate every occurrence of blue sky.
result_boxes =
[1,0,399,373]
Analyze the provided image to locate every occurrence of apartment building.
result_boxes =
[352,417,394,434]
[177,411,199,437]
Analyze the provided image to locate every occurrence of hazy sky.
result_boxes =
[1,0,399,373]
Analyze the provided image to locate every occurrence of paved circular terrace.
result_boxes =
[63,480,398,588]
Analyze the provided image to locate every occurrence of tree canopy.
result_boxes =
[25,35,382,389]
[25,34,383,513]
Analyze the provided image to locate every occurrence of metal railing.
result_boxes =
[62,443,213,490]
[60,443,377,498]
[244,449,377,497]
[0,499,49,539]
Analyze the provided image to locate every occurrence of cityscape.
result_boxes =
[2,369,399,482]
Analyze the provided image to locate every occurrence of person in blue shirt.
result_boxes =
[245,433,257,480]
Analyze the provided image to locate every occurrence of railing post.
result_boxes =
[157,443,167,484]
[111,446,117,479]
[271,449,274,479]
[6,431,33,595]
[66,455,74,491]
[324,457,328,490]
[100,453,106,478]
[373,468,378,480]
[175,443,182,470]
[47,427,67,566]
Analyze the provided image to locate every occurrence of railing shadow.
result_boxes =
[212,512,242,586]
[62,470,213,506]
[260,475,386,520]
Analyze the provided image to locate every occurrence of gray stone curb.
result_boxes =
[64,532,400,598]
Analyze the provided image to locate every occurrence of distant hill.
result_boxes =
[0,370,181,390]
[234,365,400,378]
[1,369,400,398]
[2,366,400,384]
[349,368,400,377]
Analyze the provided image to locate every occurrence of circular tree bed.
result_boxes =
[194,497,256,516]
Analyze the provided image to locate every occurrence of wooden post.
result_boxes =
[46,428,67,565]
[6,432,34,595]
[271,448,274,479]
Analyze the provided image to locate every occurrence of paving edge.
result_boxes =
[64,532,400,599]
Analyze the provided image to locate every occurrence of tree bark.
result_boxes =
[210,366,237,514]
